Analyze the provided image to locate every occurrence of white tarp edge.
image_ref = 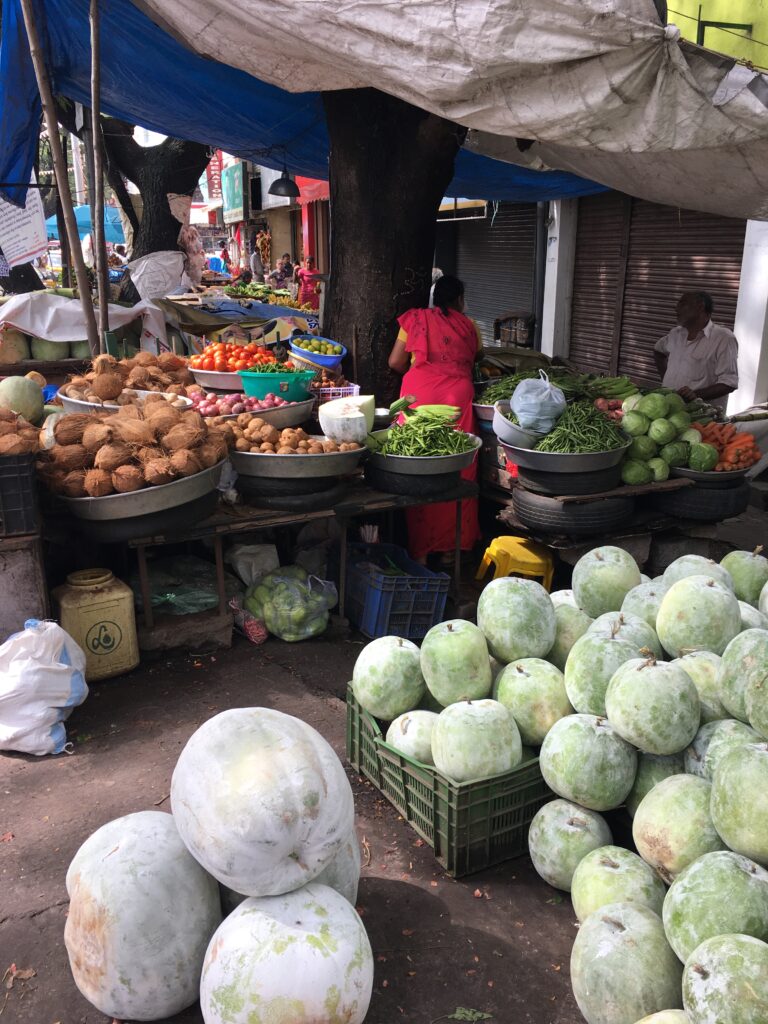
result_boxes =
[0,292,168,348]
[134,0,768,219]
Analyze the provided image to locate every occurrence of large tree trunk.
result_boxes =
[322,89,465,398]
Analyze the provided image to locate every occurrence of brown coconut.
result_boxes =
[142,392,167,406]
[112,465,145,493]
[53,413,93,446]
[62,470,87,498]
[143,457,177,487]
[83,468,114,497]
[144,402,182,429]
[127,365,151,388]
[0,434,37,455]
[49,443,88,471]
[82,420,114,454]
[115,403,142,420]
[134,445,165,465]
[132,351,158,367]
[89,372,124,401]
[94,442,133,472]
[181,410,206,432]
[196,442,222,469]
[0,420,17,438]
[157,352,186,373]
[110,418,157,447]
[169,449,201,477]
[162,422,205,453]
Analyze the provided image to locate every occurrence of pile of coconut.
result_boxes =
[58,352,199,407]
[37,398,235,499]
[0,408,42,455]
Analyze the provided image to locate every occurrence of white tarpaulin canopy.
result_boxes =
[135,0,768,219]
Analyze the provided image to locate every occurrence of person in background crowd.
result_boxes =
[249,244,264,281]
[218,240,231,269]
[231,269,253,286]
[387,274,482,564]
[654,291,739,411]
[281,253,294,278]
[268,257,292,290]
[113,244,129,266]
[294,255,321,310]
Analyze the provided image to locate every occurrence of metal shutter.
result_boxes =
[455,203,536,346]
[568,193,629,374]
[618,202,746,385]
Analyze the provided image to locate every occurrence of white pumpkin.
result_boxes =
[171,708,354,897]
[64,810,221,1021]
[431,699,522,782]
[318,395,375,443]
[200,883,373,1024]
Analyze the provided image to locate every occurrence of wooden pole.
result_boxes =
[56,134,72,288]
[18,0,99,355]
[90,0,109,347]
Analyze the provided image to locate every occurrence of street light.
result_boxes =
[268,166,300,199]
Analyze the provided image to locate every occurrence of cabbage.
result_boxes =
[660,441,690,467]
[648,418,677,445]
[664,392,687,414]
[623,411,650,436]
[637,393,669,420]
[669,411,691,432]
[622,459,653,485]
[31,337,67,360]
[622,394,643,414]
[0,328,31,364]
[679,428,703,444]
[647,457,670,481]
[689,442,718,472]
[629,436,658,461]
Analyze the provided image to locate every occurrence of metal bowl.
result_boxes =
[230,438,365,479]
[191,368,244,391]
[492,400,546,449]
[671,465,749,489]
[61,461,225,521]
[499,437,632,473]
[209,398,315,428]
[59,390,192,415]
[367,432,482,476]
[472,403,495,422]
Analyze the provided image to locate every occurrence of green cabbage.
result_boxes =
[623,411,650,436]
[622,459,653,485]
[688,442,719,472]
[629,435,658,461]
[648,418,677,445]
[647,457,670,481]
[660,441,690,467]
[637,393,669,420]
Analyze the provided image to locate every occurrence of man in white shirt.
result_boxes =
[654,291,738,411]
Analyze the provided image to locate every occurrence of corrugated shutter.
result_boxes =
[568,193,629,375]
[618,202,746,385]
[456,203,536,346]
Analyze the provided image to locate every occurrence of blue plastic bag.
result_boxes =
[511,370,566,433]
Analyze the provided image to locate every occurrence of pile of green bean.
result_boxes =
[380,418,477,457]
[479,369,591,405]
[535,401,626,453]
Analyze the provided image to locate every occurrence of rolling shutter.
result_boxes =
[568,193,629,375]
[455,203,536,346]
[618,202,746,385]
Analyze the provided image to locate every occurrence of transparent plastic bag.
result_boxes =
[244,566,337,642]
[511,370,566,432]
[130,556,243,616]
[228,597,269,645]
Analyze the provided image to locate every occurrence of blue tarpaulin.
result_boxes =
[0,0,605,210]
[44,204,125,242]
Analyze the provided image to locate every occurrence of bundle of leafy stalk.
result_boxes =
[479,369,592,405]
[372,397,477,457]
[535,400,627,453]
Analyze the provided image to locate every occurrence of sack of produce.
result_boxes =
[244,565,338,642]
[511,370,566,432]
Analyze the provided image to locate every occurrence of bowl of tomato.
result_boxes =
[189,342,278,391]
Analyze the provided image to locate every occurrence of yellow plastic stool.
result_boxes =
[475,536,555,591]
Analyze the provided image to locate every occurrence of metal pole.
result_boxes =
[90,0,109,347]
[18,0,99,356]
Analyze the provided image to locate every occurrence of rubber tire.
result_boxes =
[364,464,459,496]
[512,486,635,537]
[516,463,622,496]
[243,482,351,511]
[235,474,339,497]
[651,481,751,521]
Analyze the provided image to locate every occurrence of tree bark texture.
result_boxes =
[322,89,465,399]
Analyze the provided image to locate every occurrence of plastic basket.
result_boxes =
[346,687,550,877]
[289,336,347,369]
[238,369,315,401]
[338,543,449,640]
[313,383,360,408]
[0,454,39,536]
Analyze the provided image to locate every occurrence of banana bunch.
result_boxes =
[586,376,639,400]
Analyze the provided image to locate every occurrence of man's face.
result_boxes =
[676,293,703,327]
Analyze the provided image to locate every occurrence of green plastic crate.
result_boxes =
[345,686,551,878]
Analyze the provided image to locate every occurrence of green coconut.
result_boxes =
[682,934,768,1024]
[621,581,669,630]
[539,714,637,812]
[710,743,768,866]
[721,547,768,607]
[420,619,492,706]
[673,651,726,723]
[547,602,593,671]
[477,577,556,663]
[662,555,735,591]
[564,633,642,717]
[571,845,666,923]
[527,799,612,892]
[656,576,741,658]
[570,902,683,1024]
[430,699,522,783]
[625,753,685,818]
[717,628,768,723]
[495,658,572,745]
[605,657,700,755]
[352,636,425,720]
[587,611,663,659]
[633,775,725,884]
[683,719,760,780]
[572,546,642,618]
[663,850,768,963]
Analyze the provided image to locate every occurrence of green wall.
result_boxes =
[672,0,768,67]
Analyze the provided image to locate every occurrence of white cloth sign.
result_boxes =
[0,174,47,267]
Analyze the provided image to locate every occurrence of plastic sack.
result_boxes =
[0,619,88,756]
[126,251,185,300]
[130,556,242,616]
[225,543,280,587]
[228,597,269,645]
[244,566,337,642]
[510,370,566,432]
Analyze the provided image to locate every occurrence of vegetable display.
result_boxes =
[691,421,761,471]
[189,341,276,373]
[479,368,591,405]
[227,415,361,454]
[374,401,476,456]
[59,351,196,406]
[244,566,337,641]
[190,391,296,417]
[534,401,627,453]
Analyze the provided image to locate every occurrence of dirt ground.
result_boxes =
[1,632,582,1024]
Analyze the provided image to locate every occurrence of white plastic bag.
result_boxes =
[511,370,566,433]
[126,251,186,300]
[0,619,88,756]
[225,543,280,587]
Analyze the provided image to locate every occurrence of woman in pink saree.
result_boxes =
[388,275,481,563]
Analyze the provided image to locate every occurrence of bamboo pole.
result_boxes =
[90,0,109,348]
[18,0,99,355]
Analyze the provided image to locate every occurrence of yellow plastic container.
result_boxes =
[53,569,139,681]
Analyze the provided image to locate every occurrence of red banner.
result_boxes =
[295,176,329,206]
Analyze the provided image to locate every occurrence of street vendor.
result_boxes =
[654,291,738,411]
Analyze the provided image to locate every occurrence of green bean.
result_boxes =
[534,401,626,453]
[381,418,476,457]
[479,369,592,405]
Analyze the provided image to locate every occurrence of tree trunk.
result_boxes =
[322,89,465,398]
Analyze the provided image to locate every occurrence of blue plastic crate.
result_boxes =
[340,543,449,639]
